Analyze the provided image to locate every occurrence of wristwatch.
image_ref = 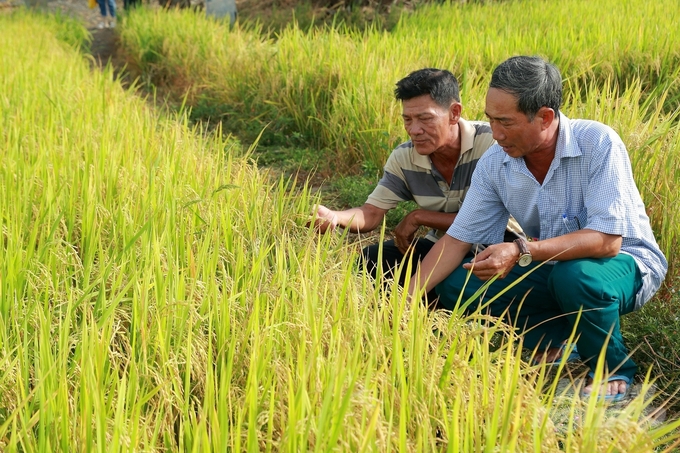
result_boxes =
[514,237,533,267]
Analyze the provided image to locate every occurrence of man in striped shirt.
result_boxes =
[314,68,501,293]
[411,56,667,401]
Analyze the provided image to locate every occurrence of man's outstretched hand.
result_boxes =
[310,205,338,233]
[462,242,519,280]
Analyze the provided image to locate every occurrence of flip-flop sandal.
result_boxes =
[531,342,580,367]
[581,372,631,402]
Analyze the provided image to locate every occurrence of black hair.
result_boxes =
[489,56,562,119]
[394,68,461,108]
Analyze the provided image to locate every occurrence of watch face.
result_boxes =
[518,254,532,267]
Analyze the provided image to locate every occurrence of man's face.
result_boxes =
[401,94,459,155]
[484,88,545,158]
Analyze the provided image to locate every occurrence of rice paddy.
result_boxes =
[1,1,680,450]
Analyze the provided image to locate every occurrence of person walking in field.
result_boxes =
[96,0,116,28]
[312,68,520,295]
[410,55,667,401]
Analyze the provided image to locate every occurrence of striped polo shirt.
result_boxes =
[366,118,495,242]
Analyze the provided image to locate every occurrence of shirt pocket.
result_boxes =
[562,208,588,234]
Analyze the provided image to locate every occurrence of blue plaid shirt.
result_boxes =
[448,113,667,308]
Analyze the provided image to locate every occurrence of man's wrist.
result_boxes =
[409,208,422,224]
[514,237,533,267]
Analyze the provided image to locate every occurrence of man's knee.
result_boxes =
[361,243,379,264]
[549,260,611,312]
[360,240,405,279]
[434,260,478,311]
[550,257,640,316]
[359,243,381,279]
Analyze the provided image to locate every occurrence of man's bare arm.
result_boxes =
[393,210,457,254]
[530,229,621,260]
[397,209,457,233]
[313,203,388,233]
[465,229,622,281]
[409,235,472,297]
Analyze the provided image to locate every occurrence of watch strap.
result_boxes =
[514,237,529,257]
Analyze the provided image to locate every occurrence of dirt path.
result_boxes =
[83,27,131,92]
[90,28,119,66]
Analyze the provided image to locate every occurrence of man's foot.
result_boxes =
[97,21,106,29]
[108,20,116,28]
[541,346,564,363]
[581,373,630,402]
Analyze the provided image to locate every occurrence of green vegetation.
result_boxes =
[236,0,407,37]
[120,0,680,156]
[2,4,680,451]
[118,0,680,271]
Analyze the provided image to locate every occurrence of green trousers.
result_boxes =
[435,254,642,380]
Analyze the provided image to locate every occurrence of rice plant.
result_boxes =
[1,9,679,452]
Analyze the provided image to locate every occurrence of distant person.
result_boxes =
[410,56,667,401]
[96,0,116,28]
[312,68,517,294]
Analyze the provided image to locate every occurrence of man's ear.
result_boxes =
[449,102,462,124]
[538,106,555,129]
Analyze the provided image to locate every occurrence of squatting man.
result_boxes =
[409,55,667,401]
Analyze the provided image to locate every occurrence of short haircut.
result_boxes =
[489,56,562,120]
[394,68,461,108]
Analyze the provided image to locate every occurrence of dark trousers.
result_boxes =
[435,254,642,380]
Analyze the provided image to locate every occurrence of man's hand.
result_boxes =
[462,242,519,280]
[393,211,420,254]
[311,205,338,233]
[308,203,387,234]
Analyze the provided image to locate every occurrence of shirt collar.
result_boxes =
[458,117,476,155]
[554,112,582,159]
[411,117,474,169]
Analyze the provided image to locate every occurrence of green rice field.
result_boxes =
[1,0,679,450]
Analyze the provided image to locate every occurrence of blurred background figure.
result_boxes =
[96,0,116,28]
